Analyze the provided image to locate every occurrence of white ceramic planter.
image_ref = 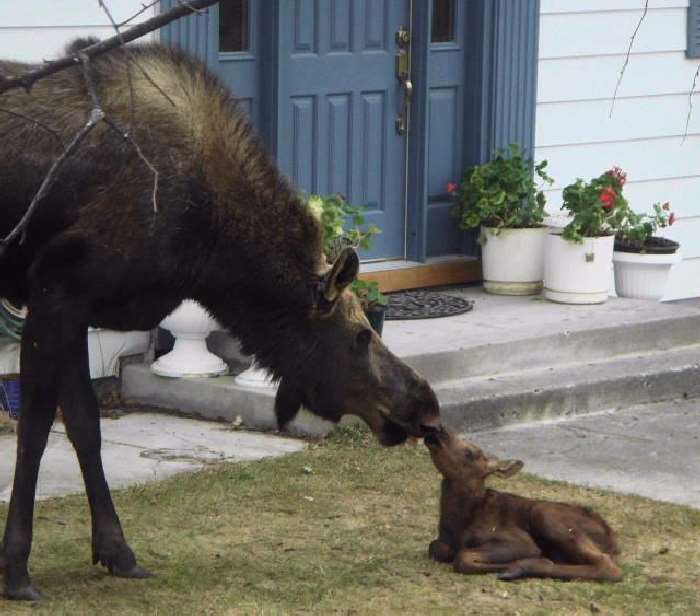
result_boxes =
[613,250,681,301]
[544,233,615,304]
[235,359,277,390]
[151,300,227,378]
[481,226,547,295]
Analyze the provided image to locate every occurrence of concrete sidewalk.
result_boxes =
[467,398,700,509]
[0,412,305,502]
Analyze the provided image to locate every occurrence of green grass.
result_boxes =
[2,423,700,615]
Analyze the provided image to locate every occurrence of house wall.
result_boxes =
[0,1,157,62]
[536,0,700,299]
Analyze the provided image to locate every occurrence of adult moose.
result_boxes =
[0,42,441,600]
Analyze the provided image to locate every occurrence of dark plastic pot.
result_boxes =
[614,236,680,255]
[365,306,386,337]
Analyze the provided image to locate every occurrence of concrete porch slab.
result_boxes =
[382,289,700,382]
[0,413,305,502]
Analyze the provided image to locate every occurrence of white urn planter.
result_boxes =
[613,250,681,301]
[544,233,615,304]
[235,359,277,390]
[481,226,547,295]
[151,300,227,377]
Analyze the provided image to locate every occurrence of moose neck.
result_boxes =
[441,477,487,518]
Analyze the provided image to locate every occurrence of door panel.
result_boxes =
[277,0,410,260]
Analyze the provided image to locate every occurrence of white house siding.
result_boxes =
[0,1,157,62]
[536,0,700,300]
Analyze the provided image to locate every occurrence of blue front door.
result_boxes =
[276,1,410,260]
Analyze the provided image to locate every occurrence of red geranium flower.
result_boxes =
[446,182,459,194]
[669,212,676,226]
[599,187,616,210]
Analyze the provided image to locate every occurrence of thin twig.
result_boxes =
[682,61,700,143]
[177,0,207,15]
[118,0,161,27]
[1,107,104,249]
[0,0,219,96]
[95,2,160,211]
[103,117,160,213]
[610,0,649,118]
[97,0,136,126]
[0,107,65,147]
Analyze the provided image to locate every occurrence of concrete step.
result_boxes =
[382,292,700,383]
[121,363,335,438]
[436,345,700,433]
[123,344,700,437]
[121,291,700,437]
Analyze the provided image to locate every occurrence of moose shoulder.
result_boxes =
[0,42,440,600]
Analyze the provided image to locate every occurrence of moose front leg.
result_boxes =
[1,314,59,601]
[58,332,150,579]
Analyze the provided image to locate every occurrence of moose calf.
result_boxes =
[425,429,622,582]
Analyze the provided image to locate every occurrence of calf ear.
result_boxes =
[487,458,524,478]
[323,247,359,303]
[275,379,303,431]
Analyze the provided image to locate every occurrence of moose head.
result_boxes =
[274,247,442,445]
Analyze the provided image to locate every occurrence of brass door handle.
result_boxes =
[402,78,413,101]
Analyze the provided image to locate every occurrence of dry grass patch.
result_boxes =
[1,424,699,615]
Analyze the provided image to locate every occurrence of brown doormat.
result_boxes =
[385,291,474,320]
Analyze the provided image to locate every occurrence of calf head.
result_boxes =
[275,247,441,446]
[425,429,523,490]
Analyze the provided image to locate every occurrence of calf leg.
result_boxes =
[453,534,541,575]
[1,314,59,601]
[499,536,622,583]
[58,331,149,579]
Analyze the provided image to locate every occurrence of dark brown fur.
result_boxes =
[425,431,622,582]
[0,41,441,600]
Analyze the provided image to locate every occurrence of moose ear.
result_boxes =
[274,379,303,431]
[487,458,524,478]
[323,247,359,303]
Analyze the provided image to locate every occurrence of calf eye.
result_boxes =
[356,329,372,347]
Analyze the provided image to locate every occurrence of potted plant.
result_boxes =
[350,279,389,335]
[613,201,680,301]
[544,167,633,304]
[306,194,388,335]
[449,144,553,295]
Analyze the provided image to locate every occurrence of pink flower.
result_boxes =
[599,187,617,210]
[446,182,459,194]
[669,212,676,226]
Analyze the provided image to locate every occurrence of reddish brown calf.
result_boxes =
[425,430,622,582]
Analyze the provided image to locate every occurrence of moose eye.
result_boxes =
[356,329,372,348]
[464,450,475,460]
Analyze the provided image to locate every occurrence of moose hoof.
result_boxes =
[3,583,42,601]
[110,563,153,579]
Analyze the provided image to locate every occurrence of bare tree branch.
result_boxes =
[683,61,700,143]
[610,0,649,118]
[0,0,218,96]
